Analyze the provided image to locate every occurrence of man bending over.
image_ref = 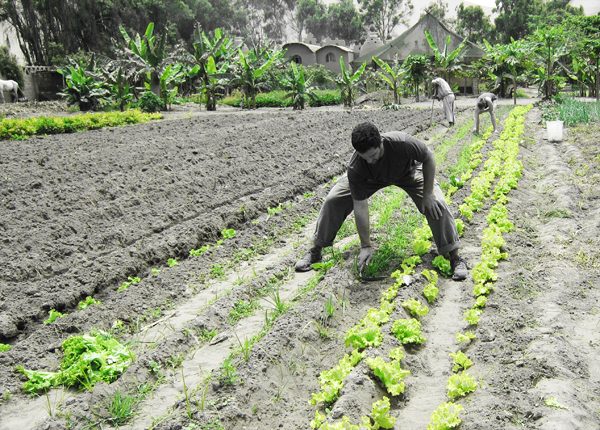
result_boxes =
[295,122,468,281]
[473,92,498,134]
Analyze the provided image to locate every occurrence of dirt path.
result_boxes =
[0,99,599,430]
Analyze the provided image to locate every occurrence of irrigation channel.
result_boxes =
[1,101,600,430]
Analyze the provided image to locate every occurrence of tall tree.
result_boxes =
[493,0,542,43]
[455,3,494,45]
[296,0,328,43]
[327,0,363,44]
[421,0,454,29]
[358,0,414,44]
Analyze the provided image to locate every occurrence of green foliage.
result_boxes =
[413,239,431,256]
[44,309,66,324]
[0,46,24,88]
[119,276,140,291]
[463,308,482,325]
[392,318,425,344]
[0,110,161,140]
[402,298,429,317]
[310,349,364,406]
[279,62,319,110]
[372,55,404,104]
[0,344,11,352]
[94,66,135,112]
[449,351,473,372]
[58,56,110,111]
[218,356,240,386]
[78,296,102,310]
[432,255,452,277]
[138,91,164,113]
[422,269,439,302]
[367,356,410,396]
[401,54,430,102]
[427,402,464,430]
[18,330,134,392]
[447,372,478,400]
[229,300,258,325]
[425,31,468,81]
[371,396,396,429]
[456,332,476,343]
[230,46,278,109]
[333,58,366,108]
[221,89,340,108]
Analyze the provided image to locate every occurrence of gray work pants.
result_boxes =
[311,168,461,256]
[442,94,456,124]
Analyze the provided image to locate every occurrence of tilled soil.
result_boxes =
[0,101,599,430]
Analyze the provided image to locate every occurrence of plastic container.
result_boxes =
[547,120,564,142]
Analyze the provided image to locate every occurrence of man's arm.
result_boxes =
[353,198,373,271]
[420,150,444,220]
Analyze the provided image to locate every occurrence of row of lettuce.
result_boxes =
[306,105,532,429]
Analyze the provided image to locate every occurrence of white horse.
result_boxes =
[0,79,27,103]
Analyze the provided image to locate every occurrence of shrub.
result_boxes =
[138,91,164,113]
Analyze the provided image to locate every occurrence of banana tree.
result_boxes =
[279,62,318,110]
[582,38,600,100]
[156,63,185,110]
[400,54,429,102]
[483,38,532,105]
[425,30,468,82]
[57,55,110,111]
[529,26,572,100]
[230,49,275,109]
[93,66,135,111]
[372,55,404,104]
[190,26,233,111]
[119,23,167,97]
[332,58,367,108]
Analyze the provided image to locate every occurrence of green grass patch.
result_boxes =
[220,89,341,108]
[0,110,162,140]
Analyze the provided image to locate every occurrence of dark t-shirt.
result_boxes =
[347,131,430,200]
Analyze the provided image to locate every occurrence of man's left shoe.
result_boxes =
[451,256,469,281]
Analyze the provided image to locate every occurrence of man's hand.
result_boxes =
[421,193,444,220]
[357,246,373,275]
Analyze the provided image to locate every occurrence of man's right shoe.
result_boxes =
[295,247,322,272]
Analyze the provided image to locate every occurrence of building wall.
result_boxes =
[283,45,317,67]
[315,47,353,74]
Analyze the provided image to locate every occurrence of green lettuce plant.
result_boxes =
[371,396,396,429]
[392,318,425,344]
[44,309,66,324]
[78,296,101,310]
[310,350,364,406]
[421,269,439,302]
[367,356,410,396]
[449,351,473,372]
[427,402,464,429]
[432,256,452,277]
[447,372,478,400]
[456,332,476,343]
[18,330,134,392]
[402,298,429,317]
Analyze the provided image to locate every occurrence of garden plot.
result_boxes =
[1,104,600,430]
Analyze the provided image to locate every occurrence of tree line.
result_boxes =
[0,0,596,67]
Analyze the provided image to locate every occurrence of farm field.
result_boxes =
[1,101,600,430]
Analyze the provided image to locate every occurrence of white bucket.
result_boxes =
[547,120,564,142]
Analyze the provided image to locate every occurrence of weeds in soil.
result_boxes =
[42,387,69,417]
[168,353,186,369]
[229,299,258,325]
[218,356,240,386]
[232,329,254,361]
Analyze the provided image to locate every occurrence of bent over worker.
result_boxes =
[295,122,469,281]
[473,92,498,134]
[431,77,455,127]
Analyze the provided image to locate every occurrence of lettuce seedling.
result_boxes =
[449,351,473,372]
[367,356,410,396]
[118,276,140,291]
[473,296,487,308]
[78,296,101,310]
[0,344,10,352]
[432,256,452,277]
[345,321,382,350]
[422,270,439,302]
[464,308,481,325]
[371,396,396,429]
[456,332,476,343]
[455,219,465,236]
[392,318,425,344]
[44,309,66,324]
[310,410,327,429]
[447,372,478,400]
[311,349,365,406]
[413,240,431,256]
[402,298,429,317]
[473,282,494,297]
[427,402,464,429]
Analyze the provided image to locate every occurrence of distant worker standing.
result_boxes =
[473,92,498,134]
[431,77,455,127]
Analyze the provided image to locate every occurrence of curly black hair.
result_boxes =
[351,122,381,153]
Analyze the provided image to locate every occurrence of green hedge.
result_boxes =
[0,110,163,140]
[220,89,341,108]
